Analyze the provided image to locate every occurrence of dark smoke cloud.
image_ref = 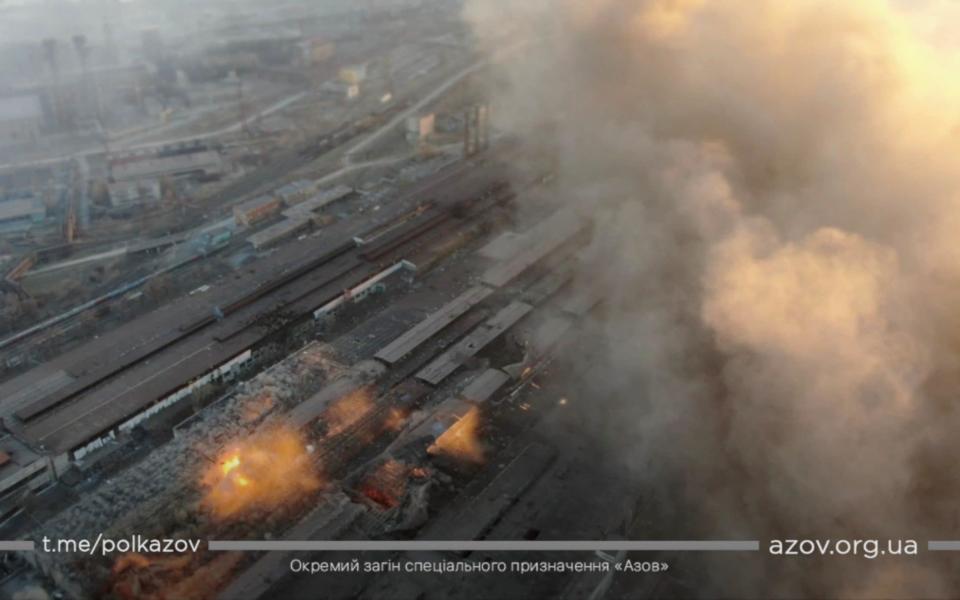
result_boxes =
[464,0,960,597]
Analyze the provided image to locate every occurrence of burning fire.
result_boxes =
[201,425,321,519]
[324,387,374,436]
[358,459,409,509]
[110,552,243,600]
[427,406,485,464]
[112,553,154,576]
[382,407,408,431]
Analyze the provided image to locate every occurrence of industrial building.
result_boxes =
[233,194,283,226]
[106,180,161,207]
[109,148,225,182]
[0,144,617,600]
[0,4,651,599]
[0,198,45,232]
[246,216,312,250]
[0,160,518,502]
[273,179,317,206]
[282,184,354,219]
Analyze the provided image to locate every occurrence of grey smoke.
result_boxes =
[464,0,960,597]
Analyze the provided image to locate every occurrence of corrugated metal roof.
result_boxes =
[0,159,508,456]
[460,369,510,404]
[247,216,312,249]
[234,194,279,213]
[416,301,533,386]
[374,286,493,364]
[416,442,555,540]
[275,180,315,199]
[1,370,74,415]
[284,185,353,217]
[401,396,474,443]
[481,209,585,288]
[111,150,222,182]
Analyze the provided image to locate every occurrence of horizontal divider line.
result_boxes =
[207,540,761,552]
[0,541,35,551]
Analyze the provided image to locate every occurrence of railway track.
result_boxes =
[0,159,515,462]
[16,161,592,599]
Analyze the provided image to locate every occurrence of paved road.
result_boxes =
[4,55,491,345]
[0,90,311,172]
[117,90,311,152]
[344,61,485,165]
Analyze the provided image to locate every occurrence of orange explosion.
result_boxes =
[427,406,485,464]
[358,459,410,509]
[382,407,408,432]
[324,387,375,436]
[201,425,321,519]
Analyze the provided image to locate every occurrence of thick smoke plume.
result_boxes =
[464,0,960,597]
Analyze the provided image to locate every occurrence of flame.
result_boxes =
[109,553,194,600]
[427,406,485,464]
[112,553,152,575]
[163,553,244,600]
[112,553,244,600]
[358,459,409,509]
[222,456,241,474]
[324,387,374,436]
[201,425,321,520]
[382,407,407,432]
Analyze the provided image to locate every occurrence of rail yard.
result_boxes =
[3,0,957,599]
[0,35,656,592]
[0,1,680,599]
[0,136,645,598]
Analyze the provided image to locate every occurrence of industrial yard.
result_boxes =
[0,1,666,598]
[0,101,638,596]
[6,0,960,599]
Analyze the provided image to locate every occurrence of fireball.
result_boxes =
[427,406,486,464]
[201,425,322,519]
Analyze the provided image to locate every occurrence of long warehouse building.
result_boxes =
[0,160,510,503]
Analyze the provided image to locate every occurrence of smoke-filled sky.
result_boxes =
[464,0,960,597]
